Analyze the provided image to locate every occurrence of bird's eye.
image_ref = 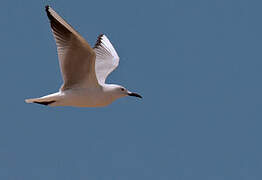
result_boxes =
[120,88,125,91]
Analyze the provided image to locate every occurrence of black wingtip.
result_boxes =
[45,5,49,11]
[34,100,56,106]
[98,34,105,38]
[94,34,105,48]
[45,5,53,20]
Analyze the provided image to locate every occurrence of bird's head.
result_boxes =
[107,84,142,99]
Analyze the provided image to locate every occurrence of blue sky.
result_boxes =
[0,0,262,179]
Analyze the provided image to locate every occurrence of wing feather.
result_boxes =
[94,34,120,84]
[45,6,98,90]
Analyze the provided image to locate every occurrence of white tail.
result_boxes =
[25,98,36,103]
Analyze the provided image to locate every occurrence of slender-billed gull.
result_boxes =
[25,5,142,107]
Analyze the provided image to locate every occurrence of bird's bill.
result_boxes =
[128,92,142,98]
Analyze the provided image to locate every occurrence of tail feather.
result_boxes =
[25,98,35,103]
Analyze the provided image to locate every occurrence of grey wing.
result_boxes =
[45,6,98,91]
[93,34,120,84]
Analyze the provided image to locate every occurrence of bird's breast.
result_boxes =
[60,88,114,107]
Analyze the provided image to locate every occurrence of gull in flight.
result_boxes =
[25,5,142,107]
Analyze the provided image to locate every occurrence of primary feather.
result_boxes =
[94,34,120,84]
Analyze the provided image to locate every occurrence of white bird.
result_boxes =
[25,5,142,107]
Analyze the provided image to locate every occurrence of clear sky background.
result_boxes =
[0,0,261,179]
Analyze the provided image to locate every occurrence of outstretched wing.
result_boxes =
[93,34,120,84]
[45,6,98,91]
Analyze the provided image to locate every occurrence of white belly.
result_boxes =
[54,88,114,107]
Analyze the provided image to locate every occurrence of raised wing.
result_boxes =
[93,34,120,84]
[45,6,98,91]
